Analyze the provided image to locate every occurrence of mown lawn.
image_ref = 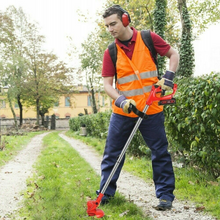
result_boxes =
[12,131,150,220]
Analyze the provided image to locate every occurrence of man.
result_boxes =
[97,5,179,210]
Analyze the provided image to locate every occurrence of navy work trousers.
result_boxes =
[99,111,175,202]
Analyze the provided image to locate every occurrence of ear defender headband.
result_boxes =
[113,5,131,27]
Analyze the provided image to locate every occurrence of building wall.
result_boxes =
[0,92,112,119]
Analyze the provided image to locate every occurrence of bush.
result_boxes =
[69,111,111,139]
[164,72,220,178]
[69,111,148,157]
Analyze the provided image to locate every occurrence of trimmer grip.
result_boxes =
[146,84,177,106]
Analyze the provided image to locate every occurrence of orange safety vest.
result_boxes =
[112,31,163,117]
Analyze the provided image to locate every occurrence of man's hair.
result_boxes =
[102,5,127,21]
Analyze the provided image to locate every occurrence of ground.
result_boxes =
[0,132,217,220]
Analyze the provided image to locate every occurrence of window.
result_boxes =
[102,96,105,107]
[55,113,60,119]
[88,95,91,106]
[65,97,70,107]
[14,103,19,108]
[0,100,6,108]
[65,113,71,119]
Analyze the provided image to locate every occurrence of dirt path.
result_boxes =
[0,133,49,219]
[0,132,217,220]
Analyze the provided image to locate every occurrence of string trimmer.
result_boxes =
[87,84,178,218]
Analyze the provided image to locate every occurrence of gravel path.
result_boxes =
[0,132,49,219]
[0,132,217,220]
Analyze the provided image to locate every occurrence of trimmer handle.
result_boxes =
[146,84,178,106]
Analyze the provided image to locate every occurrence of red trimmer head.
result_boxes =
[87,193,105,218]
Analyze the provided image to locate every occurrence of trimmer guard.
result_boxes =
[87,193,105,218]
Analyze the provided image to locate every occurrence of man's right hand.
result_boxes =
[115,95,136,114]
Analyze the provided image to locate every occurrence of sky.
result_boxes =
[193,22,220,76]
[0,0,106,65]
[0,0,220,76]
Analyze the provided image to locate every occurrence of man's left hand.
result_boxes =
[156,70,175,91]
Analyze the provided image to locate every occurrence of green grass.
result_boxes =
[14,131,150,220]
[65,130,220,220]
[65,130,106,155]
[0,131,45,167]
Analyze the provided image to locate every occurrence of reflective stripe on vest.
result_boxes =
[117,85,152,97]
[117,70,158,85]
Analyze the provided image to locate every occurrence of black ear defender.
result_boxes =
[113,5,131,27]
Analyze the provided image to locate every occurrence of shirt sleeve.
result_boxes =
[102,49,115,77]
[150,32,171,56]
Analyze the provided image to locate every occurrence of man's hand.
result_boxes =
[156,70,175,91]
[115,95,136,114]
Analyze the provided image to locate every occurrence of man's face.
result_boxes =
[104,14,125,39]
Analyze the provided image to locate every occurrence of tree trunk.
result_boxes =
[91,87,97,114]
[41,114,45,126]
[89,77,97,114]
[8,93,18,131]
[36,98,40,125]
[17,94,23,126]
[178,0,188,33]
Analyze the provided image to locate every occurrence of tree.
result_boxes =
[154,0,167,75]
[177,0,194,77]
[0,9,20,129]
[79,31,104,114]
[24,52,73,125]
[0,6,75,126]
[1,55,28,130]
[0,6,39,126]
[7,6,32,126]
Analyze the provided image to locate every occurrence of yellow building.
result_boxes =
[0,86,112,119]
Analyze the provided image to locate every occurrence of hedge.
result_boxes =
[69,72,220,178]
[164,72,220,178]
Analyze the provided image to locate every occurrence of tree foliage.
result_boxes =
[177,0,194,77]
[79,29,106,114]
[154,0,167,75]
[188,0,220,36]
[0,6,74,125]
[25,52,73,124]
